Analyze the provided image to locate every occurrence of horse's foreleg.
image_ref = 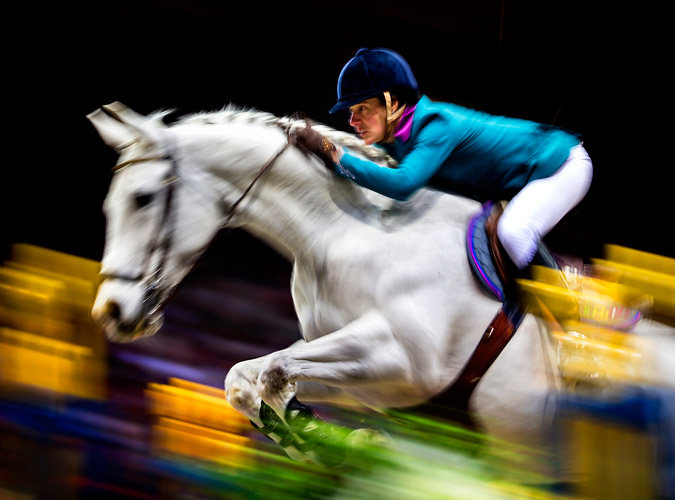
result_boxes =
[254,311,407,464]
[225,349,366,464]
[225,346,361,423]
[225,355,315,462]
[257,311,408,418]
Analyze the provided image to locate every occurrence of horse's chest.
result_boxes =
[291,257,382,340]
[291,229,447,339]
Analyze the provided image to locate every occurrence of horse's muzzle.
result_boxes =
[91,289,165,343]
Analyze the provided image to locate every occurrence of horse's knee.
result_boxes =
[497,216,538,270]
[257,354,288,398]
[257,353,296,414]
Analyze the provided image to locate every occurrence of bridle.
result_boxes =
[99,147,182,318]
[100,126,293,317]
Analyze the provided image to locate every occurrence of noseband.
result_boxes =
[100,127,293,315]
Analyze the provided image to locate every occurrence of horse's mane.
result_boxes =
[173,105,398,167]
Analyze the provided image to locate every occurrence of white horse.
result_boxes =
[87,102,674,476]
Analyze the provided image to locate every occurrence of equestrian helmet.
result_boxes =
[329,48,419,114]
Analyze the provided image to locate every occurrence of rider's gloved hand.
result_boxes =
[292,119,337,170]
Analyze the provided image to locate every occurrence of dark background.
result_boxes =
[1,5,671,498]
[5,0,672,266]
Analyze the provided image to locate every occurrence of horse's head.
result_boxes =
[88,103,224,342]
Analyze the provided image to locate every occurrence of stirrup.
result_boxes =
[520,244,581,322]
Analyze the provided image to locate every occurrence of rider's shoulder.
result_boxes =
[414,97,475,130]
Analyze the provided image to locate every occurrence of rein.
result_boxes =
[223,129,293,226]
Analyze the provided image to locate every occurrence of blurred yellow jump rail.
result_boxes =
[0,244,105,399]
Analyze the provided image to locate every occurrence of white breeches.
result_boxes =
[497,144,593,269]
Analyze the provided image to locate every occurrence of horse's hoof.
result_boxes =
[346,427,396,453]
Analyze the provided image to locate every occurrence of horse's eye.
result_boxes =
[133,193,154,209]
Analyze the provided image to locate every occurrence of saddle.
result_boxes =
[466,201,513,302]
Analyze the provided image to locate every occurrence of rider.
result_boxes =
[296,47,593,276]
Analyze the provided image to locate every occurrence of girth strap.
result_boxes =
[422,299,527,429]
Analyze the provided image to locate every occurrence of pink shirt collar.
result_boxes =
[393,103,417,142]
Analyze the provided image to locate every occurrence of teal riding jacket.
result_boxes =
[334,95,581,202]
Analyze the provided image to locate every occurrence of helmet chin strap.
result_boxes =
[380,91,406,144]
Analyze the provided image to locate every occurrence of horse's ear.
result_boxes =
[87,107,139,151]
[101,101,147,128]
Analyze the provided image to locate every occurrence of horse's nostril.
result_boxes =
[106,301,122,321]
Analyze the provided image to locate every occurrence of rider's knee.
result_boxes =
[497,217,538,270]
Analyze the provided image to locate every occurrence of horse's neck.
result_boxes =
[187,118,443,265]
[210,127,349,262]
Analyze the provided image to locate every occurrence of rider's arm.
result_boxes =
[333,116,462,201]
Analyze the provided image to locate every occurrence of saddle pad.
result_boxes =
[466,201,505,302]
